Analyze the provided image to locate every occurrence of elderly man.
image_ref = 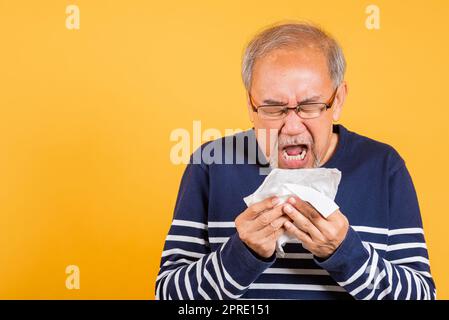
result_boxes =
[156,22,435,300]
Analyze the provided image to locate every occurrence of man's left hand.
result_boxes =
[282,196,349,259]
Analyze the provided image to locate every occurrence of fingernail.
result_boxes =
[289,197,296,204]
[284,221,293,228]
[284,204,292,213]
[272,197,279,205]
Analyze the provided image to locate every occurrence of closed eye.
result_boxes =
[261,99,288,106]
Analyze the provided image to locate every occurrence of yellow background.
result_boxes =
[0,0,448,299]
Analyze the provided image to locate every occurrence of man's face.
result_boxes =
[248,47,346,169]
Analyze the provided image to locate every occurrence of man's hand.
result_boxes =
[235,197,289,258]
[282,196,349,259]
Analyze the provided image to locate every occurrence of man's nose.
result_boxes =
[281,109,307,135]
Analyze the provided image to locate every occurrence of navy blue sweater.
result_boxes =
[156,124,435,300]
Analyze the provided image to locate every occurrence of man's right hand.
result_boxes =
[235,197,288,258]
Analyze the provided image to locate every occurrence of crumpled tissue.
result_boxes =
[243,168,342,256]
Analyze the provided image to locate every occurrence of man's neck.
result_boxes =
[320,132,339,166]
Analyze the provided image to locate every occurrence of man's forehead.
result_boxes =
[253,49,330,85]
[259,46,327,66]
[252,53,331,101]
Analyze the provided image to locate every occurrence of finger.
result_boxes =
[255,205,285,230]
[262,226,286,245]
[248,206,285,233]
[283,203,324,241]
[245,196,280,219]
[242,206,283,234]
[322,209,349,239]
[287,196,328,229]
[274,227,286,240]
[257,216,290,238]
[270,216,291,231]
[284,220,313,247]
[250,217,289,243]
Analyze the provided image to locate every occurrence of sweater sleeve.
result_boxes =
[315,162,436,300]
[155,154,274,300]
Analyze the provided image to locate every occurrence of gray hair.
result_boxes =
[241,22,346,91]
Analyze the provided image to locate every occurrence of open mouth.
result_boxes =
[280,143,309,164]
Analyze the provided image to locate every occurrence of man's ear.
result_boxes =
[332,81,348,122]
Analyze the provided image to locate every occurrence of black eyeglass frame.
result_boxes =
[249,86,339,120]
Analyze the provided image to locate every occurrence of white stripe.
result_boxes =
[209,237,316,259]
[417,273,430,300]
[404,268,412,300]
[249,283,346,292]
[208,221,235,228]
[211,253,242,299]
[362,241,371,251]
[411,271,421,299]
[390,256,430,265]
[203,255,223,299]
[212,237,425,253]
[172,219,207,229]
[377,261,393,300]
[196,258,211,300]
[163,258,194,267]
[412,269,430,300]
[393,268,402,300]
[362,241,427,252]
[363,241,387,251]
[206,223,423,237]
[174,267,183,299]
[209,237,230,244]
[350,250,379,296]
[404,268,421,300]
[352,226,388,235]
[388,228,424,236]
[218,240,247,291]
[162,248,205,259]
[417,273,429,300]
[353,226,424,236]
[407,267,431,300]
[184,263,195,300]
[338,245,372,287]
[274,238,300,244]
[162,266,178,300]
[166,235,208,245]
[265,268,329,276]
[387,242,427,251]
[155,277,162,300]
[219,260,247,291]
[204,269,223,300]
[401,265,433,278]
[276,253,313,259]
[156,269,174,281]
[363,269,386,300]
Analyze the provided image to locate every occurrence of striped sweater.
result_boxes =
[156,124,436,300]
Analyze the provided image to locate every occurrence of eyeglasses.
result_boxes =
[249,87,338,120]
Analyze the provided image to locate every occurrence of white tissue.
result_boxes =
[243,168,342,256]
